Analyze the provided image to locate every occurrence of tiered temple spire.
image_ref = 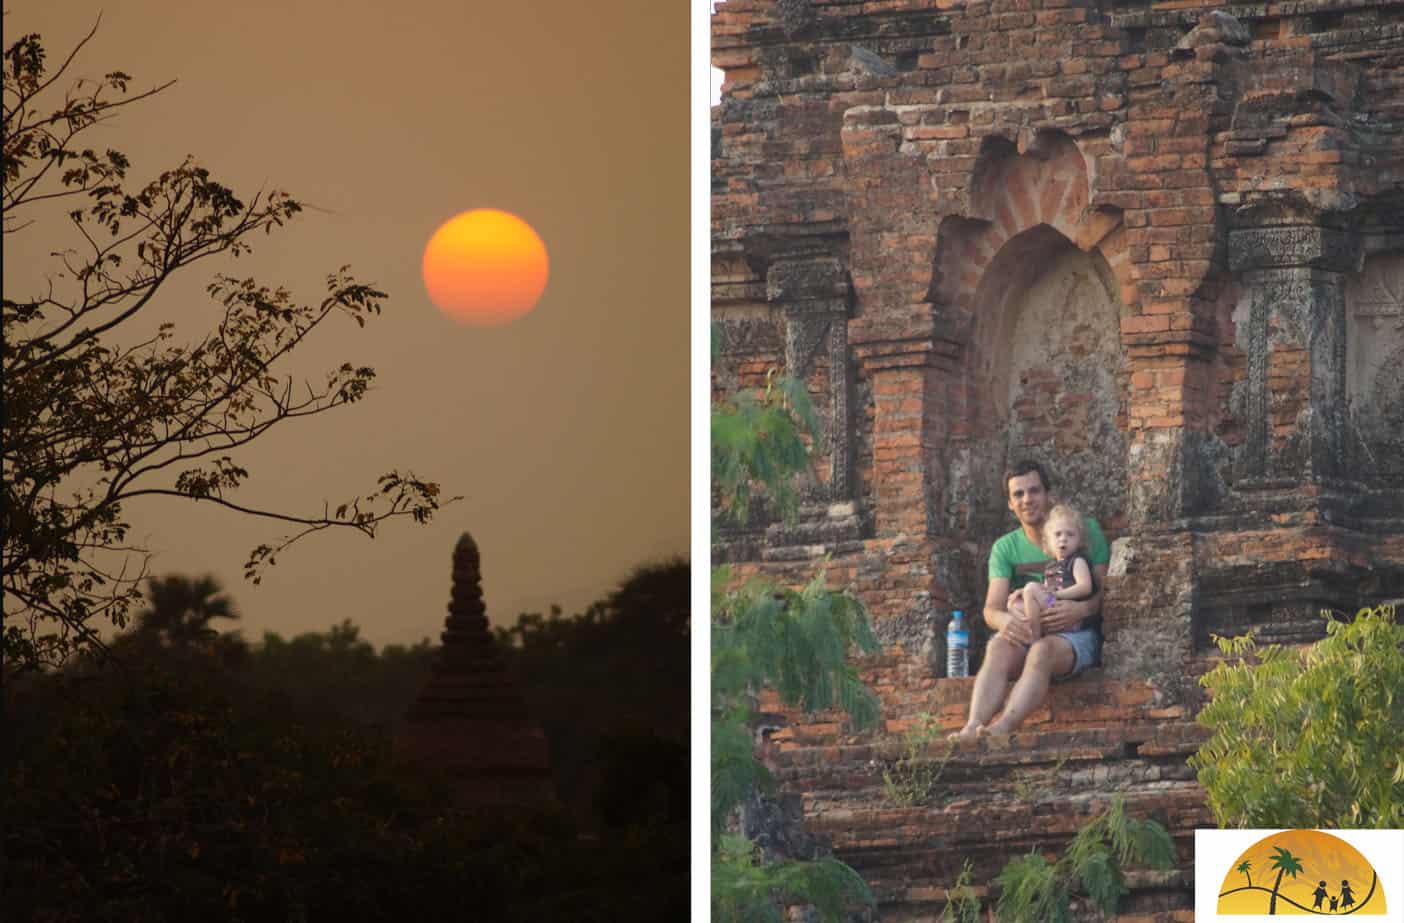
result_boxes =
[395,532,554,806]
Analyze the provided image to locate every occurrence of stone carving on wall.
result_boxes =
[712,247,783,396]
[713,316,784,358]
[1373,346,1404,428]
[712,250,861,547]
[767,256,856,510]
[1228,225,1355,482]
[1228,225,1357,273]
[1346,251,1404,479]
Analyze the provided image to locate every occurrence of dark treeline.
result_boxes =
[6,559,689,921]
[493,556,690,831]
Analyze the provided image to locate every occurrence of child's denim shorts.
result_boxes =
[1051,627,1101,680]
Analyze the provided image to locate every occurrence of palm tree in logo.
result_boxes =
[1237,859,1253,889]
[1267,846,1304,915]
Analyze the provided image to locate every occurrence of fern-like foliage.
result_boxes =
[711,370,880,922]
[996,852,1070,923]
[713,833,876,923]
[711,371,822,526]
[713,567,880,717]
[993,796,1175,922]
[712,564,881,832]
[711,713,773,839]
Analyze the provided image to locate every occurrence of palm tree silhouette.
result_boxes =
[1237,859,1254,888]
[1267,846,1304,915]
[137,575,240,646]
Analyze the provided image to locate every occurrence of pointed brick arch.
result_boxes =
[926,131,1135,546]
[930,130,1134,335]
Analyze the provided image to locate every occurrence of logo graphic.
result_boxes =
[1197,829,1402,920]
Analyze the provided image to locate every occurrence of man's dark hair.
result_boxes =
[1004,459,1052,494]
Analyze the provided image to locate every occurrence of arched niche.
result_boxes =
[944,225,1130,559]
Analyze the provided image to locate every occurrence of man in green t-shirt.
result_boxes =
[949,460,1109,743]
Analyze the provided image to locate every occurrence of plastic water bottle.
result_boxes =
[946,610,969,678]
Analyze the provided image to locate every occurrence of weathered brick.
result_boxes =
[712,2,1404,918]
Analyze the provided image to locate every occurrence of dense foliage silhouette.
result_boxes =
[7,560,689,921]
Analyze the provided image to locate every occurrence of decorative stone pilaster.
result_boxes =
[395,533,555,807]
[764,256,865,546]
[1228,225,1356,486]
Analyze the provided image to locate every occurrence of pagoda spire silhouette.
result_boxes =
[395,532,554,805]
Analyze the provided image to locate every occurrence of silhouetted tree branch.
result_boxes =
[2,24,457,670]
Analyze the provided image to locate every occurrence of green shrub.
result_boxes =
[1191,603,1404,829]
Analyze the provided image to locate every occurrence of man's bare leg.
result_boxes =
[949,634,1027,742]
[984,636,1075,735]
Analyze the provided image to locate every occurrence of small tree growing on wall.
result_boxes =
[3,24,451,670]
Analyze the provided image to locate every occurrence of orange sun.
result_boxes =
[421,208,549,326]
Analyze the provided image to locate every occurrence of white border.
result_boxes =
[691,1,713,919]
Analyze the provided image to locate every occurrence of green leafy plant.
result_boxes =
[883,712,956,806]
[713,833,875,923]
[711,564,881,920]
[1190,604,1404,829]
[711,370,821,526]
[941,860,983,923]
[711,367,879,922]
[992,796,1176,923]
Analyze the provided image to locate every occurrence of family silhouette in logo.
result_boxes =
[1312,879,1356,913]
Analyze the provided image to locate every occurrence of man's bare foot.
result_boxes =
[948,723,983,743]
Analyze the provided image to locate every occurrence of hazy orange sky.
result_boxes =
[5,1,689,646]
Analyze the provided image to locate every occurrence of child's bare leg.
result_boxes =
[1006,595,1030,637]
[1024,590,1045,641]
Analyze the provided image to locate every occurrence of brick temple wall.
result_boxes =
[712,0,1404,917]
